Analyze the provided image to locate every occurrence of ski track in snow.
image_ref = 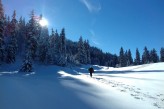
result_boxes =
[79,73,164,109]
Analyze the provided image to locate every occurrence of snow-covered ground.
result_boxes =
[0,62,164,109]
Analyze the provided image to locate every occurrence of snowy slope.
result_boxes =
[0,63,164,109]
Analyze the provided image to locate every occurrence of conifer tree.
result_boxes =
[4,16,10,37]
[3,15,9,36]
[160,47,164,62]
[134,48,141,65]
[37,16,49,63]
[0,0,4,21]
[6,10,18,63]
[58,28,67,66]
[45,37,53,64]
[112,54,119,67]
[26,10,39,60]
[54,29,60,53]
[84,40,91,64]
[20,10,40,71]
[76,36,87,64]
[60,28,66,55]
[124,50,128,66]
[20,55,33,72]
[38,30,48,63]
[17,16,26,55]
[127,49,133,65]
[150,48,159,63]
[45,29,55,64]
[65,40,79,65]
[142,46,150,64]
[119,47,126,67]
[4,14,7,25]
[0,0,4,63]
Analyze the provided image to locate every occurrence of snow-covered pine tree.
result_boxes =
[17,11,35,72]
[84,40,91,64]
[6,44,15,63]
[127,49,133,65]
[160,47,164,62]
[112,54,119,67]
[150,48,159,63]
[26,10,39,60]
[65,40,79,65]
[45,29,59,65]
[53,29,61,64]
[124,50,128,66]
[76,36,87,64]
[10,10,18,50]
[3,16,10,38]
[142,46,150,64]
[38,36,48,63]
[6,10,18,63]
[3,15,9,36]
[119,47,126,67]
[90,47,100,65]
[45,36,53,64]
[17,16,26,56]
[4,14,7,25]
[0,0,4,64]
[58,28,67,66]
[20,55,33,72]
[60,28,66,55]
[134,48,141,65]
[45,29,56,64]
[104,53,112,67]
[98,50,105,65]
[37,15,49,63]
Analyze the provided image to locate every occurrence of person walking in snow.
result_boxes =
[88,67,94,77]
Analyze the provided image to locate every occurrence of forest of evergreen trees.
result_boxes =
[0,0,164,71]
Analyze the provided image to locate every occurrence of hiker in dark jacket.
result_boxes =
[88,67,94,77]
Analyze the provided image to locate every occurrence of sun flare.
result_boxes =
[39,18,48,27]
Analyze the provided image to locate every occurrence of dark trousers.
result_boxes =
[90,72,92,77]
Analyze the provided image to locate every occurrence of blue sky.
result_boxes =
[3,0,164,57]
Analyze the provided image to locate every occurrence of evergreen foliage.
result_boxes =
[17,16,26,56]
[76,36,87,64]
[0,0,4,63]
[119,47,126,67]
[37,16,49,63]
[112,54,119,67]
[142,46,150,64]
[26,10,40,60]
[127,49,133,65]
[20,56,33,72]
[90,47,102,65]
[149,48,159,63]
[58,28,67,66]
[160,47,164,62]
[6,10,18,63]
[84,40,91,64]
[124,50,128,66]
[66,40,79,65]
[134,48,141,65]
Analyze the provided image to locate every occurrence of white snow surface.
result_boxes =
[0,62,164,109]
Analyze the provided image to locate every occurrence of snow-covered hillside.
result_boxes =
[0,63,164,109]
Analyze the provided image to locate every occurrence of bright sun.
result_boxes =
[39,18,48,27]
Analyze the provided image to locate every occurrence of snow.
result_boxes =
[0,62,164,109]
